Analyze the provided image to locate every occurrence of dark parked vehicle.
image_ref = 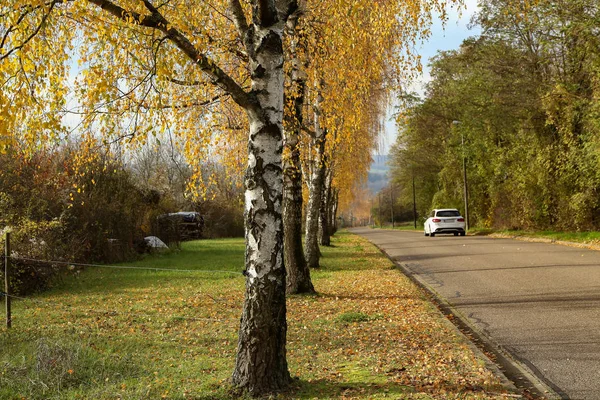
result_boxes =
[157,211,204,242]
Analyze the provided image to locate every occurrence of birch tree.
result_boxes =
[298,0,462,268]
[282,4,314,294]
[1,0,298,394]
[2,0,463,395]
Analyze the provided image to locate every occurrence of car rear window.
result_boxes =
[436,210,460,217]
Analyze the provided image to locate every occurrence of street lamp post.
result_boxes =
[461,132,469,231]
[378,192,382,228]
[412,173,417,229]
[390,184,395,229]
[453,121,469,231]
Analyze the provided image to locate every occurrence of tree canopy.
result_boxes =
[391,0,600,231]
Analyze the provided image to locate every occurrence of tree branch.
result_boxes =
[197,29,249,62]
[301,124,315,137]
[142,0,160,14]
[276,0,299,23]
[87,0,256,111]
[0,1,58,62]
[154,93,228,109]
[166,77,207,87]
[256,0,278,27]
[229,0,249,38]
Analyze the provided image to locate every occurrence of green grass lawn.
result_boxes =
[1,233,510,399]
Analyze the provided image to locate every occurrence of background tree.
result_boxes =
[0,139,180,293]
[391,0,600,231]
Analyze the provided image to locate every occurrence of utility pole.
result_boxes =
[390,184,395,229]
[412,174,417,229]
[454,120,469,231]
[462,132,470,231]
[378,192,382,228]
[4,232,11,329]
[370,197,374,227]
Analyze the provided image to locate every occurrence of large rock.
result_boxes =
[144,236,169,250]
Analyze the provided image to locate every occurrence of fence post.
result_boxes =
[4,232,10,329]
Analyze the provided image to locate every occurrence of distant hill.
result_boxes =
[367,155,389,193]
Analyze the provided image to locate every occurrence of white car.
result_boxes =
[424,209,466,237]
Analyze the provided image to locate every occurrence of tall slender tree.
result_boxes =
[283,4,314,293]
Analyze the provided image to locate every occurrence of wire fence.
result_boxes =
[1,241,244,329]
[8,255,244,276]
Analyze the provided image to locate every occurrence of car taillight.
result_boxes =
[457,218,465,222]
[432,218,441,222]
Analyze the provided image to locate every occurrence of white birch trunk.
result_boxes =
[232,15,291,394]
[331,188,339,234]
[319,168,333,246]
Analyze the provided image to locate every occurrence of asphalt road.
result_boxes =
[352,227,600,400]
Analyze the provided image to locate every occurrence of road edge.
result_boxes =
[488,233,600,253]
[371,241,564,400]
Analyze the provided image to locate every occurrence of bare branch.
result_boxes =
[166,77,207,86]
[153,93,228,109]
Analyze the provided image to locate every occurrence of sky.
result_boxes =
[378,0,482,155]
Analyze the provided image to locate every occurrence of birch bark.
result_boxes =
[231,0,294,394]
[319,165,332,246]
[283,129,314,292]
[331,188,339,234]
[283,11,315,294]
[304,88,326,269]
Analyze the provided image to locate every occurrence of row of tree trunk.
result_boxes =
[283,102,340,293]
[231,1,342,394]
[282,13,339,296]
[4,0,367,397]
